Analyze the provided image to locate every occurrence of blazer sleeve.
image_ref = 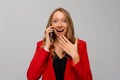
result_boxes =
[27,41,50,80]
[72,40,92,80]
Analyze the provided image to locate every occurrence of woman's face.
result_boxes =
[52,11,68,37]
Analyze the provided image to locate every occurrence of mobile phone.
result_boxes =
[49,31,56,42]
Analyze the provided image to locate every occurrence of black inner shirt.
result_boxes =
[53,54,67,80]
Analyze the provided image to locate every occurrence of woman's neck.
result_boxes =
[54,41,65,59]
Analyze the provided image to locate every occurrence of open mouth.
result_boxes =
[56,29,64,32]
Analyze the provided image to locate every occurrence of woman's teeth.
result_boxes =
[57,29,64,32]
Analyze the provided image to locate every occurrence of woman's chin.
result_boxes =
[56,32,62,36]
[56,32,65,36]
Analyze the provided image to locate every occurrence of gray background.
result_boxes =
[0,0,120,80]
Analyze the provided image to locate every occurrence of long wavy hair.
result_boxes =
[42,7,75,56]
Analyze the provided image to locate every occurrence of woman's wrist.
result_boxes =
[44,47,50,52]
[44,44,50,51]
[72,53,80,64]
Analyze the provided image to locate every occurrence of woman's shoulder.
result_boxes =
[77,38,87,47]
[36,40,44,46]
[77,39,88,54]
[78,38,86,44]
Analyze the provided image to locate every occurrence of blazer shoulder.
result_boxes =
[36,40,44,47]
[78,39,87,46]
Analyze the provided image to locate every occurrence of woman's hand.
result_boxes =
[44,26,54,50]
[58,36,80,64]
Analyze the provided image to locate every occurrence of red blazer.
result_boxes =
[27,39,92,80]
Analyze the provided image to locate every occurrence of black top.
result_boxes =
[53,54,67,80]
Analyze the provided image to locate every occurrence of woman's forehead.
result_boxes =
[52,11,66,18]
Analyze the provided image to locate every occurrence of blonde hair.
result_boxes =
[42,7,75,55]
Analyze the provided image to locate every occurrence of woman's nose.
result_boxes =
[58,22,62,27]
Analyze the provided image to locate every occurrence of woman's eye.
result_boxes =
[63,20,67,23]
[52,20,57,23]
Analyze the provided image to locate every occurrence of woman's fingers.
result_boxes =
[46,26,54,34]
[58,35,71,45]
[61,35,70,43]
[58,36,67,44]
[58,36,72,49]
[44,26,54,48]
[75,38,78,45]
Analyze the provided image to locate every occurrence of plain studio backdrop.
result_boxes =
[0,0,120,80]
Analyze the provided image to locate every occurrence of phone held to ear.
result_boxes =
[49,31,56,42]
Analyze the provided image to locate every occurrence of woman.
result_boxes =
[27,7,92,80]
